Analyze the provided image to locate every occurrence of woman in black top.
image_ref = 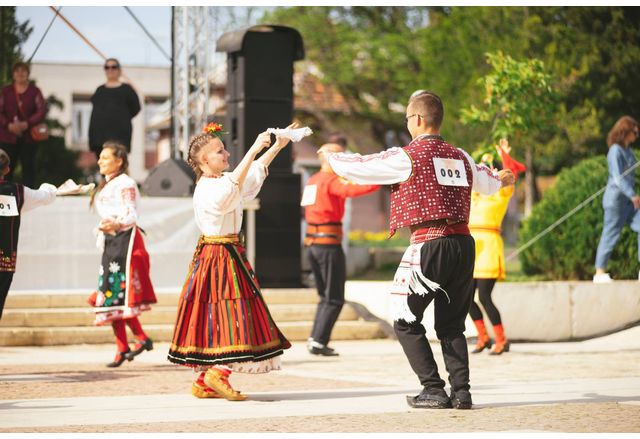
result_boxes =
[88,58,140,159]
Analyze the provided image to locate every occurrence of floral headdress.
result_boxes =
[187,122,226,171]
[203,122,225,139]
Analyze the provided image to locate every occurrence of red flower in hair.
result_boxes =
[203,122,224,135]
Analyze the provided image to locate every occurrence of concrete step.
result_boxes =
[0,320,386,346]
[4,288,320,309]
[0,304,360,328]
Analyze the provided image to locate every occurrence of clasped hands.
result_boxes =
[98,218,121,234]
[8,121,28,136]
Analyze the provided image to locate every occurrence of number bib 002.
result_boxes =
[432,157,469,187]
[0,194,19,216]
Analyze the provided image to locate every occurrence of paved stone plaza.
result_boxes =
[1,327,640,433]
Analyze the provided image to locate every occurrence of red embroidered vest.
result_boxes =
[0,181,25,272]
[389,136,473,235]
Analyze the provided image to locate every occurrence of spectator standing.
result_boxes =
[88,58,140,159]
[594,116,640,283]
[0,61,48,187]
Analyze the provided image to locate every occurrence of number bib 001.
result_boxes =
[0,194,19,216]
[432,157,469,187]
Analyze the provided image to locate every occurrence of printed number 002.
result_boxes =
[439,169,461,178]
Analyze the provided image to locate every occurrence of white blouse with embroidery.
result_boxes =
[327,142,502,196]
[193,162,268,236]
[95,173,140,230]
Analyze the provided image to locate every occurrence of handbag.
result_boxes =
[29,123,49,141]
[14,85,49,141]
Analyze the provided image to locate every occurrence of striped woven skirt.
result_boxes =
[168,235,291,372]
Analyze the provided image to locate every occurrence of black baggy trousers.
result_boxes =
[0,272,14,320]
[308,244,346,346]
[394,234,476,393]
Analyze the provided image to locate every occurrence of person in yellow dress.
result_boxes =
[468,138,525,355]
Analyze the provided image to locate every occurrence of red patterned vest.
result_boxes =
[0,181,25,272]
[389,135,473,235]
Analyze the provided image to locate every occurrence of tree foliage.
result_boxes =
[0,7,32,83]
[263,6,640,175]
[460,51,557,143]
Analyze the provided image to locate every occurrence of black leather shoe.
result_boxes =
[406,388,452,409]
[106,350,132,368]
[308,345,339,356]
[125,338,153,361]
[450,390,473,409]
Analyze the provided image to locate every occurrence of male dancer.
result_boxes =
[327,90,514,409]
[0,149,56,318]
[302,140,379,356]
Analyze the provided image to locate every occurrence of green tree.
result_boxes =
[460,51,558,215]
[0,6,32,83]
[263,6,640,177]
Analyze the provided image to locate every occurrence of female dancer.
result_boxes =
[469,139,524,355]
[89,141,156,367]
[168,122,295,401]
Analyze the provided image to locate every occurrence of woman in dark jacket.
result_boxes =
[0,61,48,187]
[88,58,140,159]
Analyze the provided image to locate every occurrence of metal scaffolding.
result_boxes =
[171,6,269,159]
[171,6,210,159]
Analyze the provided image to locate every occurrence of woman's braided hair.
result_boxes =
[187,123,225,182]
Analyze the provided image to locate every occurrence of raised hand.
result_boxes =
[496,138,512,155]
[250,131,272,155]
[274,122,300,149]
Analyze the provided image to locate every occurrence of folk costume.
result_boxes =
[468,149,525,355]
[0,179,55,318]
[168,161,291,399]
[328,134,501,405]
[301,169,378,354]
[90,173,156,365]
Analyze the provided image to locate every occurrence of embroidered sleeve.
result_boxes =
[22,183,57,213]
[460,149,501,195]
[327,147,412,185]
[242,162,268,201]
[115,185,138,227]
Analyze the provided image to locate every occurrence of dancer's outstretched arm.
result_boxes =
[229,131,272,188]
[258,122,299,168]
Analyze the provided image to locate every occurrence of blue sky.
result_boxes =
[17,6,173,67]
[16,6,275,68]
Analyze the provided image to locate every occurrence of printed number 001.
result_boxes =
[440,168,461,178]
[0,203,7,209]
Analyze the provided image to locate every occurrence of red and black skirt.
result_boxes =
[168,235,291,369]
[89,227,157,326]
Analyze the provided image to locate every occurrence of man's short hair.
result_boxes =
[327,133,348,148]
[408,90,444,130]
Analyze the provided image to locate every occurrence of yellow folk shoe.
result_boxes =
[204,368,247,401]
[191,381,222,398]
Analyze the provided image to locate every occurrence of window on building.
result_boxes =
[71,96,92,150]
